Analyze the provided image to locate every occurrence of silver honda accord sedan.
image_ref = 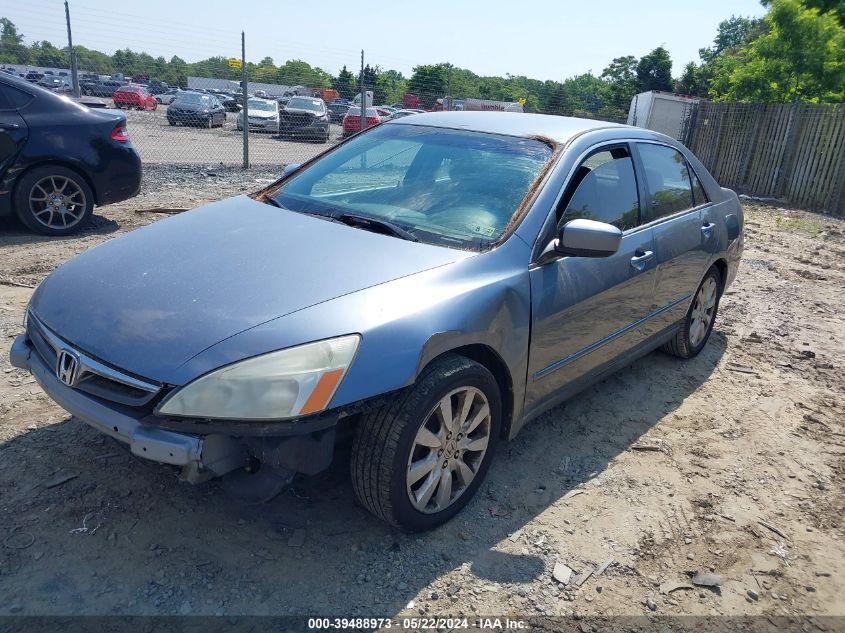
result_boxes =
[11,112,744,531]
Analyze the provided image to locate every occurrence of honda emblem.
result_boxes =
[56,349,80,387]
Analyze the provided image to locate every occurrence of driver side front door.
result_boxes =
[525,143,657,418]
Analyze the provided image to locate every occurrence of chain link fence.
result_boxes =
[3,2,638,173]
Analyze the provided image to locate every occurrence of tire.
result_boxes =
[151,101,157,111]
[14,165,95,236]
[350,354,502,531]
[661,266,722,359]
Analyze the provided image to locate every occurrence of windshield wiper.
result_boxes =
[334,213,420,242]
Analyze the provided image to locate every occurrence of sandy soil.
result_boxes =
[0,175,843,622]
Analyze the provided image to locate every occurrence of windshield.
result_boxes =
[248,98,277,111]
[174,93,211,105]
[269,124,553,250]
[287,97,324,112]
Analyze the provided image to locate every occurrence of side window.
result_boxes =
[0,83,33,110]
[557,146,640,231]
[638,143,694,218]
[690,167,708,206]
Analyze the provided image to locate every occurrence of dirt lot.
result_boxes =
[0,171,843,622]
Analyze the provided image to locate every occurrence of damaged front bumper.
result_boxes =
[10,334,338,483]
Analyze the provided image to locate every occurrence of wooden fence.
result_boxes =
[684,102,845,215]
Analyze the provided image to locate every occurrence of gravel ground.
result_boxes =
[0,171,843,622]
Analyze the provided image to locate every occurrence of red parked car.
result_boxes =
[342,106,380,137]
[112,85,157,110]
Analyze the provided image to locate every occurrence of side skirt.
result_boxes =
[519,321,683,427]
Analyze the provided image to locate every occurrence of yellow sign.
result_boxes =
[228,58,242,69]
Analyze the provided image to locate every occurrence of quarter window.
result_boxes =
[638,143,696,218]
[690,167,708,206]
[557,146,640,231]
[0,82,33,110]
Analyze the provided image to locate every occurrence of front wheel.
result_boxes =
[350,354,501,531]
[662,266,722,359]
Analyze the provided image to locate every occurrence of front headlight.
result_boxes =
[157,335,360,420]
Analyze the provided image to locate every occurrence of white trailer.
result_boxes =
[353,91,374,107]
[446,97,523,113]
[627,91,700,140]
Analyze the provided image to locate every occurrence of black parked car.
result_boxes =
[215,93,242,112]
[0,74,142,236]
[328,101,350,123]
[81,80,123,98]
[166,92,226,128]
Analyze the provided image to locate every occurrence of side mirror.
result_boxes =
[542,218,622,260]
[282,163,301,178]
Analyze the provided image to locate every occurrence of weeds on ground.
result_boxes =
[774,214,824,237]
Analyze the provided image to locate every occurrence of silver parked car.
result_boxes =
[236,97,280,133]
[11,112,743,531]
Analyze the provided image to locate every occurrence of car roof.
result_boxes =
[388,111,627,143]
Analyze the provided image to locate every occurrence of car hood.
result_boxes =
[30,196,471,382]
[247,110,278,119]
[284,107,322,116]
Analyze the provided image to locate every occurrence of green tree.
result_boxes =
[374,68,406,105]
[675,61,706,96]
[407,64,448,108]
[30,40,68,68]
[332,65,356,100]
[762,0,844,24]
[0,18,29,64]
[717,0,845,102]
[636,46,673,92]
[601,55,639,108]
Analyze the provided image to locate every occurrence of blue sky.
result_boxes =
[5,0,766,80]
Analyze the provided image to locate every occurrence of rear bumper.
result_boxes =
[94,145,142,206]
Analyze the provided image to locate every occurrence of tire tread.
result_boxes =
[350,354,484,529]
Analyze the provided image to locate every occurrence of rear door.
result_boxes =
[525,144,656,415]
[632,142,715,336]
[0,80,31,181]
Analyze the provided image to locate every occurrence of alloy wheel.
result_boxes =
[689,277,718,347]
[28,176,88,231]
[406,386,491,514]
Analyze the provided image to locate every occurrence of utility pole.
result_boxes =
[359,50,366,134]
[64,1,79,97]
[241,31,249,169]
[447,63,452,111]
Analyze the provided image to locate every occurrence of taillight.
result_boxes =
[366,116,380,126]
[111,124,129,142]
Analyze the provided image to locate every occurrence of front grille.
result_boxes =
[282,112,316,128]
[27,313,162,408]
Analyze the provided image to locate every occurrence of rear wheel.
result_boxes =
[662,266,722,359]
[350,354,501,531]
[14,165,94,236]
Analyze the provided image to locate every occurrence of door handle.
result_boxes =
[0,123,20,131]
[630,250,654,271]
[701,222,715,238]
